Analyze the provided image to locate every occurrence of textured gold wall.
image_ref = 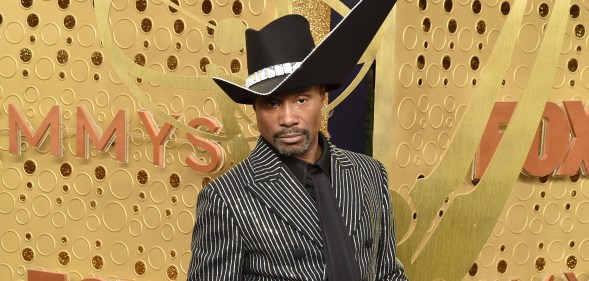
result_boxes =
[375,0,589,279]
[0,0,271,280]
[1,0,588,280]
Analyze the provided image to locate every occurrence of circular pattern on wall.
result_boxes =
[1,0,588,280]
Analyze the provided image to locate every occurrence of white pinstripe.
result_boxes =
[187,138,408,280]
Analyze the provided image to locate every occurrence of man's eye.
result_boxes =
[296,98,307,105]
[266,100,279,107]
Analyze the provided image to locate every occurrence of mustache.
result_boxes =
[272,127,309,139]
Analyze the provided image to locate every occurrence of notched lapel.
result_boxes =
[331,147,365,236]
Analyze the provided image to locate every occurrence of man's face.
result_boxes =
[253,85,325,161]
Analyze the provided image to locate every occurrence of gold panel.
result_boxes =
[374,0,589,279]
[0,0,277,279]
[2,0,589,280]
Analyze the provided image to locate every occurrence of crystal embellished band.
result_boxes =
[245,62,302,89]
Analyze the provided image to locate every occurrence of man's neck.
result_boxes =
[295,139,322,164]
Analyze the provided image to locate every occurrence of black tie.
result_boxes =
[307,164,360,281]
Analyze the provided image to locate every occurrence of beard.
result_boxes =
[272,127,311,156]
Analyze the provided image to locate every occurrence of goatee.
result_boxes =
[272,127,310,156]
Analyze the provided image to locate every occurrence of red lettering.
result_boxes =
[28,269,131,281]
[541,273,579,281]
[556,101,589,175]
[564,272,579,281]
[138,110,180,167]
[28,269,67,281]
[474,101,516,180]
[6,104,229,170]
[475,102,573,179]
[76,106,128,162]
[9,104,62,157]
[522,102,569,176]
[186,117,224,173]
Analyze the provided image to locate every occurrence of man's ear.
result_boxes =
[320,85,327,101]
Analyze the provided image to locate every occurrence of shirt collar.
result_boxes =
[277,132,332,186]
[314,132,331,175]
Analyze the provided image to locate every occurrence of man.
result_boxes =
[187,0,407,279]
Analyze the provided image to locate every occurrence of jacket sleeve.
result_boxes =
[187,187,243,281]
[375,162,409,281]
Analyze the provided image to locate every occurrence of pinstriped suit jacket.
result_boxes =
[187,138,408,281]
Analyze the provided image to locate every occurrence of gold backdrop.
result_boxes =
[0,0,588,280]
[377,0,589,279]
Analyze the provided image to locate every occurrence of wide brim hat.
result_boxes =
[213,0,397,105]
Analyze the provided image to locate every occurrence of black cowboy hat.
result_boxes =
[213,0,397,105]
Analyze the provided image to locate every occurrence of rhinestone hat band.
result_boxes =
[245,61,302,89]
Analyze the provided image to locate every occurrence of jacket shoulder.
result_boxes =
[203,158,254,193]
[334,147,383,170]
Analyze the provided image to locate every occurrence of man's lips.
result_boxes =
[277,133,304,144]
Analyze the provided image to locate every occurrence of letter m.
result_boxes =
[9,104,62,157]
[76,106,128,162]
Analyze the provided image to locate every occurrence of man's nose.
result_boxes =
[278,105,299,127]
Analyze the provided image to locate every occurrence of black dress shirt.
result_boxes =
[279,133,331,201]
[278,133,360,281]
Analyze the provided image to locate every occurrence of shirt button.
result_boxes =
[365,238,373,248]
[293,248,305,259]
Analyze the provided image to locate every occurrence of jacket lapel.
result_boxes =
[330,145,365,236]
[244,139,323,247]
